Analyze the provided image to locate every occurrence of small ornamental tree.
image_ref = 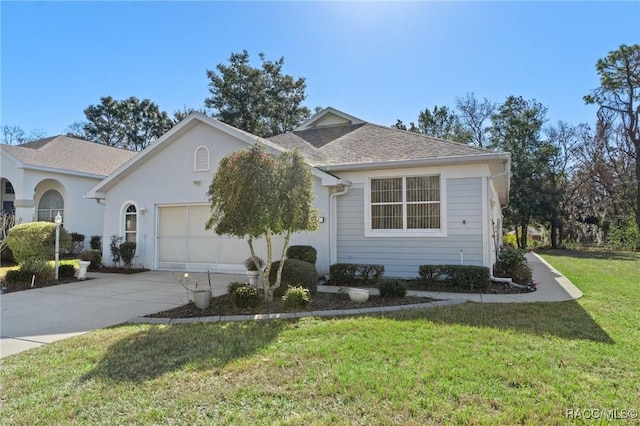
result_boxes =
[206,144,318,302]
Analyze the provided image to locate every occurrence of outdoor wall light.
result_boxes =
[319,216,325,223]
[139,207,147,216]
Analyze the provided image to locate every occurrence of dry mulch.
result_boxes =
[146,292,435,319]
[333,280,535,295]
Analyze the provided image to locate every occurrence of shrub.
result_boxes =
[110,235,123,265]
[419,264,491,292]
[607,215,640,250]
[5,222,72,264]
[232,284,261,309]
[330,263,385,285]
[286,245,317,265]
[81,250,102,270]
[244,256,265,271]
[20,258,55,282]
[58,264,76,279]
[119,242,136,269]
[282,285,310,309]
[227,281,246,295]
[356,264,385,283]
[269,259,318,297]
[4,269,33,285]
[379,279,407,298]
[496,245,532,284]
[70,232,85,255]
[503,233,518,248]
[330,263,357,285]
[89,235,102,250]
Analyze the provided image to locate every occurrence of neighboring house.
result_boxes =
[87,107,511,278]
[1,136,136,241]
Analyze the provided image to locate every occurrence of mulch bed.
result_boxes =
[146,292,435,319]
[0,267,148,294]
[328,280,535,295]
[0,277,92,293]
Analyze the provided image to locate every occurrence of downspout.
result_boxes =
[487,161,512,284]
[329,183,351,266]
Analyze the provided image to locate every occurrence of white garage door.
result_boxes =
[157,204,284,272]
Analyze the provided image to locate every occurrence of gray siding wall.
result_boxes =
[336,177,484,278]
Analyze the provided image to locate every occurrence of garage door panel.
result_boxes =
[188,237,218,263]
[158,237,187,263]
[188,205,212,235]
[159,206,187,237]
[158,204,286,271]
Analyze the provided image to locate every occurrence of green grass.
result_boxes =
[1,250,639,424]
[0,259,79,278]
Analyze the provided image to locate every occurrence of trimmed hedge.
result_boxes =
[286,245,317,265]
[419,264,491,292]
[5,222,72,264]
[329,263,385,285]
[58,264,76,279]
[269,259,318,298]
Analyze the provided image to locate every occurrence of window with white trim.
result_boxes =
[37,190,64,222]
[370,176,441,231]
[125,204,137,243]
[194,146,209,171]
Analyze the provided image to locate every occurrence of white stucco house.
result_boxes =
[1,136,136,240]
[86,107,511,279]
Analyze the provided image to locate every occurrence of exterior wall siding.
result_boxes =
[336,177,484,278]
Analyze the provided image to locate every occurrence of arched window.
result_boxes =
[125,204,137,243]
[38,190,64,222]
[194,146,209,171]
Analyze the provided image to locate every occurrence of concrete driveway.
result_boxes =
[0,271,244,358]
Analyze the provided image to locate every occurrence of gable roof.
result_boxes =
[2,136,136,178]
[86,113,344,199]
[268,107,508,169]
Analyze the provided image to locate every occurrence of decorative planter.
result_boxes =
[192,290,211,310]
[348,288,369,303]
[247,270,260,287]
[77,260,91,280]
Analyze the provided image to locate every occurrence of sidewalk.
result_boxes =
[318,252,583,303]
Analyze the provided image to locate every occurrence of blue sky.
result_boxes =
[2,1,639,137]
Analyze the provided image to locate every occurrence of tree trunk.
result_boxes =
[635,144,640,232]
[550,218,557,249]
[519,221,529,249]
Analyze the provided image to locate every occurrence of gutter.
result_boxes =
[320,152,511,173]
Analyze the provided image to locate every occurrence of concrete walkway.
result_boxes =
[0,252,581,359]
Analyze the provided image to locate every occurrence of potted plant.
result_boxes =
[244,256,265,287]
[78,251,93,280]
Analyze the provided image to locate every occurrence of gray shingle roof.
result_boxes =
[2,136,137,176]
[268,122,498,167]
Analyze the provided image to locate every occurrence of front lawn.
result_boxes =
[1,249,639,424]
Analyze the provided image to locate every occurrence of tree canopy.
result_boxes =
[205,50,311,137]
[206,144,318,302]
[584,43,640,230]
[82,96,174,151]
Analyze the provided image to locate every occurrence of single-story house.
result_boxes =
[86,107,510,279]
[1,136,136,240]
